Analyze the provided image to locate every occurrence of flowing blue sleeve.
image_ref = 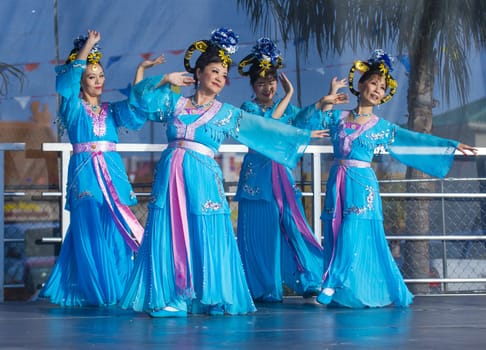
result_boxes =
[129,74,177,122]
[294,104,333,130]
[234,110,312,169]
[55,60,87,130]
[111,100,147,130]
[387,125,460,178]
[55,60,85,99]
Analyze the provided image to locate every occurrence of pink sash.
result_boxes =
[323,159,370,281]
[73,141,144,252]
[271,161,323,271]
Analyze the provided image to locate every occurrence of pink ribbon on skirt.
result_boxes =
[322,159,370,281]
[168,148,193,292]
[271,161,323,271]
[90,150,144,252]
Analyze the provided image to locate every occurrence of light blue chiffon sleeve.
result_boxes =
[112,100,147,130]
[234,111,312,169]
[129,74,176,122]
[387,125,460,178]
[55,60,85,99]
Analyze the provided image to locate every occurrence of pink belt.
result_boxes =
[169,140,214,158]
[73,141,116,153]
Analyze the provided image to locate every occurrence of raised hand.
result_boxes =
[139,54,166,70]
[329,76,347,94]
[279,72,294,97]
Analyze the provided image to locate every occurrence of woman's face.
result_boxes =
[252,75,278,105]
[358,74,386,106]
[81,64,105,98]
[197,62,228,96]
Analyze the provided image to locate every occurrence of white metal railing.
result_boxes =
[40,142,486,235]
[41,142,336,241]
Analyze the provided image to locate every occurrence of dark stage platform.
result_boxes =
[0,295,485,349]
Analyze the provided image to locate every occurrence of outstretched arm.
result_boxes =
[134,54,166,85]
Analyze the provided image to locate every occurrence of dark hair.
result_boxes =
[193,45,231,84]
[248,63,278,85]
[358,64,387,86]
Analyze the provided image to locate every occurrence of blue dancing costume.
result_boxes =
[120,76,312,315]
[40,60,144,306]
[298,109,459,308]
[234,99,323,301]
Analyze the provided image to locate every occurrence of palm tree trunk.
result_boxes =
[403,27,436,294]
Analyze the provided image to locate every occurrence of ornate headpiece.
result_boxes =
[348,49,398,104]
[183,27,239,73]
[66,35,102,69]
[238,37,283,77]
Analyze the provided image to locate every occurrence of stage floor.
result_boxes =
[1,295,485,349]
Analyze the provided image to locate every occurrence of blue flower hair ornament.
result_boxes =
[238,37,283,77]
[184,27,239,73]
[66,35,102,67]
[348,49,397,104]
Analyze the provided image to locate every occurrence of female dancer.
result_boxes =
[40,30,148,306]
[119,28,329,317]
[234,38,347,302]
[298,50,477,308]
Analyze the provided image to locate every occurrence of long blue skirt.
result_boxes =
[322,218,413,308]
[237,199,323,301]
[119,206,257,315]
[39,200,134,306]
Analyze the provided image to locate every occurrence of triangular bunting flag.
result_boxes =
[25,63,40,72]
[14,96,31,109]
[106,55,122,69]
[140,52,153,60]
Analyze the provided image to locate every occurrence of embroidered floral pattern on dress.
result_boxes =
[242,162,255,180]
[213,110,233,126]
[202,200,221,212]
[367,128,392,141]
[77,190,93,199]
[343,185,374,216]
[82,101,108,136]
[242,184,260,196]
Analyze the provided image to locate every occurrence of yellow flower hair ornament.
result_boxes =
[184,27,239,74]
[238,37,283,78]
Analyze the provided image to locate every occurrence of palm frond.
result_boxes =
[237,0,486,106]
[0,62,25,97]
